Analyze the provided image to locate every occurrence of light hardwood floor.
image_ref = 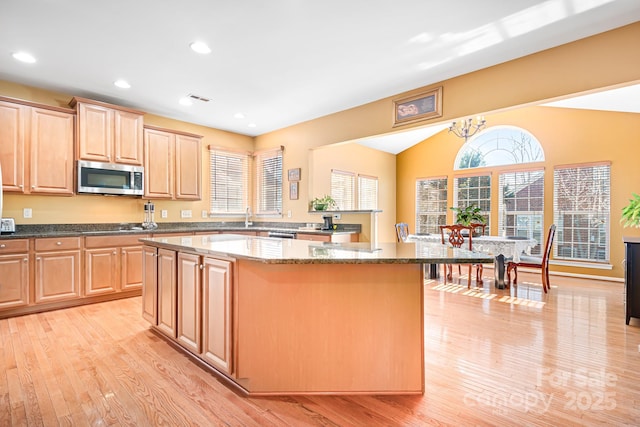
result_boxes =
[1,271,639,426]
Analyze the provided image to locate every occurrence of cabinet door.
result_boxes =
[30,107,75,195]
[175,134,202,200]
[201,257,233,374]
[157,248,177,337]
[121,245,144,290]
[35,251,81,303]
[0,100,26,193]
[144,128,173,199]
[114,110,143,165]
[77,102,112,162]
[0,254,29,310]
[85,248,118,295]
[142,246,158,325]
[177,252,201,354]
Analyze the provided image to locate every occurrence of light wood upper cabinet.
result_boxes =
[0,100,26,192]
[71,97,144,165]
[0,97,74,195]
[30,107,75,195]
[144,126,202,200]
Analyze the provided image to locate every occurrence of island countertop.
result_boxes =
[140,233,495,264]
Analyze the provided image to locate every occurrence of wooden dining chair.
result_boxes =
[395,222,409,242]
[506,224,556,293]
[470,222,487,236]
[440,224,482,287]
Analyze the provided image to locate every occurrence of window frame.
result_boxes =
[255,147,283,216]
[208,146,251,216]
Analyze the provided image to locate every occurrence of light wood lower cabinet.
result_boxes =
[84,235,147,296]
[157,248,177,338]
[142,246,158,324]
[0,239,29,310]
[144,249,234,376]
[35,237,81,303]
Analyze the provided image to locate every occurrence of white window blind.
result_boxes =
[498,170,544,255]
[358,174,378,210]
[331,170,355,210]
[209,148,250,214]
[553,163,610,262]
[453,175,491,229]
[255,147,283,215]
[416,177,447,234]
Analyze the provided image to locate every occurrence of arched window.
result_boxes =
[452,126,545,251]
[454,125,544,170]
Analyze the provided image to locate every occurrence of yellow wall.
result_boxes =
[396,106,640,279]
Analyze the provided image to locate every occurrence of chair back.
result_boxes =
[470,223,487,236]
[395,222,409,242]
[440,224,473,250]
[541,224,556,265]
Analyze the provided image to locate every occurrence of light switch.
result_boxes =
[23,208,32,218]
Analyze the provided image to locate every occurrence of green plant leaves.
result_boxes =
[621,193,640,228]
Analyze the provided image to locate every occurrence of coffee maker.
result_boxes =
[322,214,334,230]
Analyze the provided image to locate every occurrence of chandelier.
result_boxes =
[449,116,486,141]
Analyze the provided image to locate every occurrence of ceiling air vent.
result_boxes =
[187,93,211,102]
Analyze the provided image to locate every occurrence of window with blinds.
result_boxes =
[498,170,544,255]
[453,175,491,230]
[358,175,378,209]
[553,163,610,262]
[331,170,355,210]
[416,177,447,234]
[209,148,250,214]
[255,148,283,215]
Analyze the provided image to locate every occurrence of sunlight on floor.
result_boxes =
[430,281,546,308]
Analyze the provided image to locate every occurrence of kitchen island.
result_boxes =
[140,234,494,395]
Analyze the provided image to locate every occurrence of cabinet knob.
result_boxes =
[199,264,204,270]
[31,185,35,189]
[19,185,23,189]
[113,251,117,255]
[56,241,62,246]
[0,244,5,248]
[23,258,28,262]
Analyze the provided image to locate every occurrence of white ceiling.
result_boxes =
[1,0,639,142]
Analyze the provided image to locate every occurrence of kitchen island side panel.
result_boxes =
[234,260,424,394]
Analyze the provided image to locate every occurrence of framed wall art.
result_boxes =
[392,86,443,127]
[289,181,299,200]
[288,168,301,181]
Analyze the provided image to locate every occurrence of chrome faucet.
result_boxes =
[245,207,253,228]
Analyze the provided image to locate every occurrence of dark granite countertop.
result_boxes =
[0,221,361,240]
[142,234,495,265]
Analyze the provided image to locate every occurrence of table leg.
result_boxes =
[494,254,506,289]
[426,263,440,279]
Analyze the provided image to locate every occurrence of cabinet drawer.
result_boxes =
[85,234,149,249]
[35,237,81,251]
[0,239,29,254]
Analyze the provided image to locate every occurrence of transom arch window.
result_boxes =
[454,125,545,170]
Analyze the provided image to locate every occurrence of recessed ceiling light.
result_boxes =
[248,123,257,128]
[179,97,193,106]
[12,51,36,63]
[189,41,211,54]
[234,113,245,119]
[114,79,131,89]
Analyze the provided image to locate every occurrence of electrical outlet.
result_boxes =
[333,213,341,220]
[202,210,208,218]
[181,210,192,219]
[23,208,32,218]
[287,210,292,218]
[161,210,168,219]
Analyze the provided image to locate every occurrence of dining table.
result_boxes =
[407,233,539,288]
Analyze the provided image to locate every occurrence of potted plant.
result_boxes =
[622,193,640,228]
[311,195,337,211]
[450,204,486,235]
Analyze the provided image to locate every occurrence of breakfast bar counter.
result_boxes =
[140,234,493,395]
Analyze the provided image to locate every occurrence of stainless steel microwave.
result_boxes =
[77,160,144,196]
